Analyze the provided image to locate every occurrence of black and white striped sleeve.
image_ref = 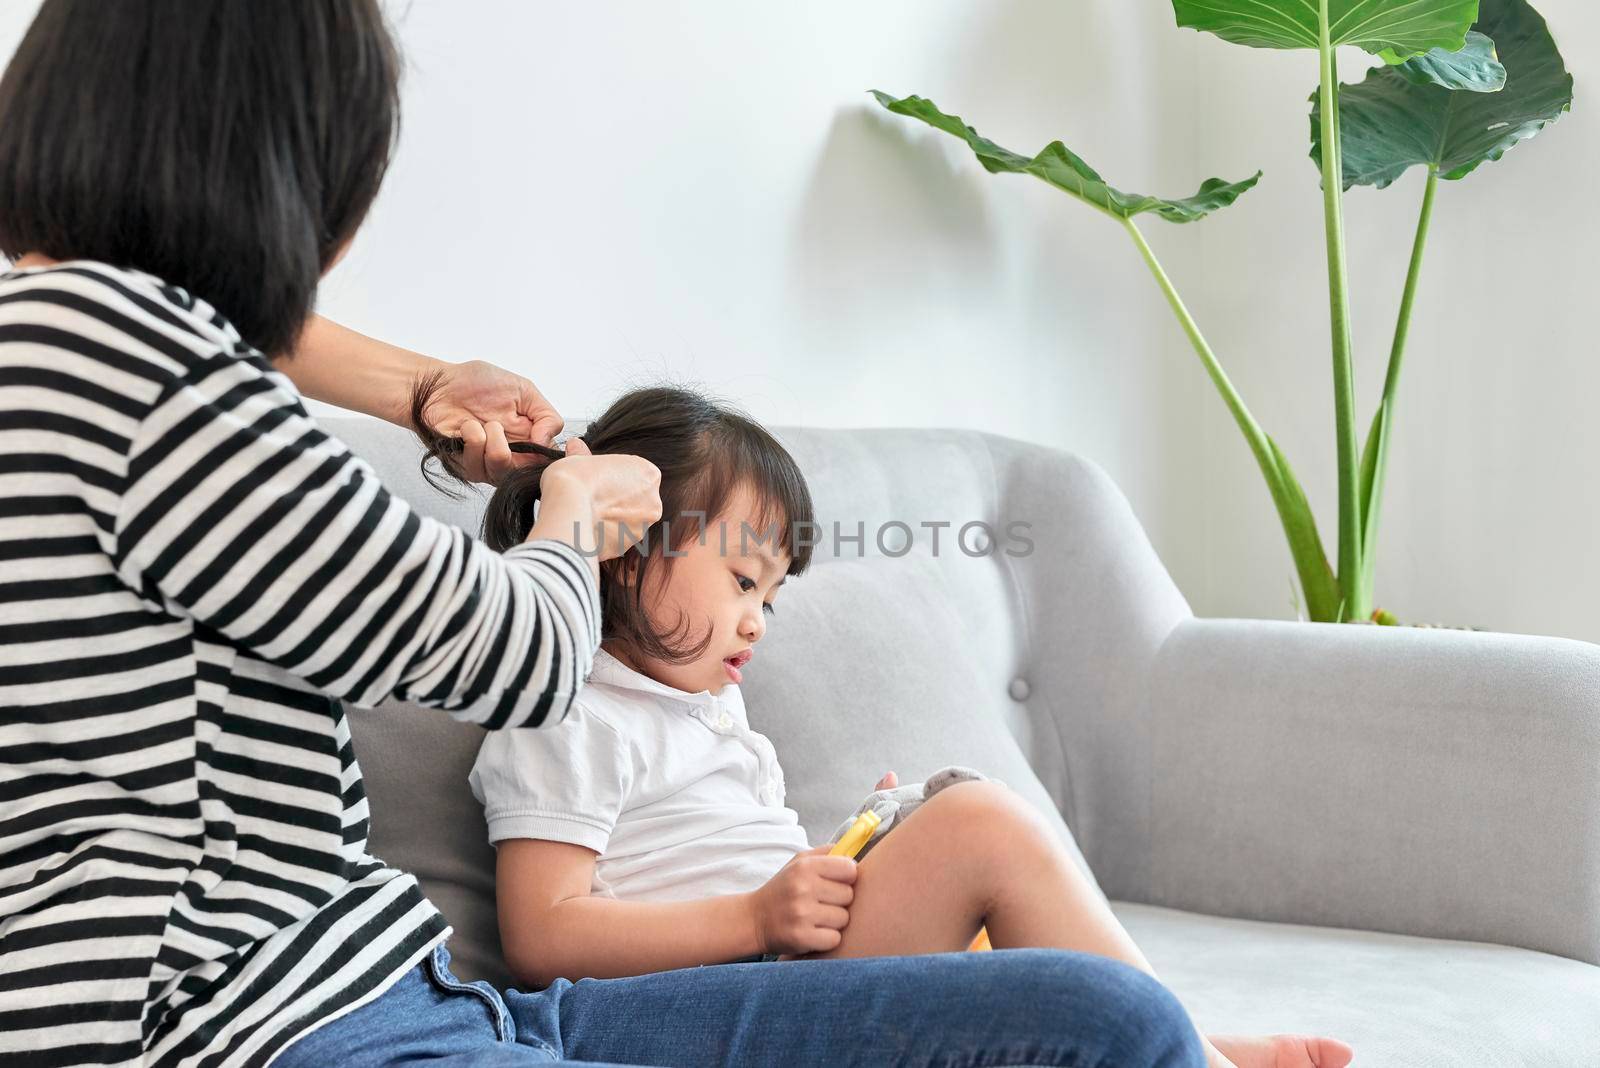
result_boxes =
[112,347,600,730]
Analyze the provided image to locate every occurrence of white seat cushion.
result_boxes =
[1114,902,1600,1067]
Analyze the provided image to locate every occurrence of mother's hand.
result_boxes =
[421,359,565,485]
[279,319,565,482]
[531,437,663,568]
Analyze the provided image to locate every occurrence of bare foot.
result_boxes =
[1207,1033,1354,1068]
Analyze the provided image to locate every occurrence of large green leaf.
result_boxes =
[870,92,1260,224]
[1389,31,1505,91]
[1172,0,1478,57]
[1311,0,1573,188]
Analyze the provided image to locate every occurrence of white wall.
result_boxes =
[3,1,1595,643]
[319,0,1197,560]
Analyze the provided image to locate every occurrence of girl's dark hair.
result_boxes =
[0,0,401,356]
[413,375,816,666]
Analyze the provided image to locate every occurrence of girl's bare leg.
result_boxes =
[785,781,1353,1068]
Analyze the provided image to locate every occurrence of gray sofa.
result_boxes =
[332,415,1600,1067]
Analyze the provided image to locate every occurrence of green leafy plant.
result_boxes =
[873,0,1571,623]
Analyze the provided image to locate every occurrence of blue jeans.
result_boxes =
[276,942,1205,1067]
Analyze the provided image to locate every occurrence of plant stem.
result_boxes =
[1121,219,1263,457]
[1316,2,1365,622]
[1382,167,1438,410]
[1121,216,1341,622]
[1357,165,1439,600]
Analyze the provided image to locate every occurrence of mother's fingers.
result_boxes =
[528,412,565,449]
[457,419,489,483]
[483,420,516,484]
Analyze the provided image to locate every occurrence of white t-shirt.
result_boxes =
[469,647,812,901]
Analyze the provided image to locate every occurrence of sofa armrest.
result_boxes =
[1142,617,1600,965]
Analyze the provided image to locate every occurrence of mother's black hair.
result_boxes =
[0,0,401,356]
[413,375,816,667]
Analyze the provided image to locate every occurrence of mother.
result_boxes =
[0,3,1203,1066]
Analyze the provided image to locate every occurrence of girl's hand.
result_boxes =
[422,359,564,484]
[746,845,857,956]
[875,771,898,791]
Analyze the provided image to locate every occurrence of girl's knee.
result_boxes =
[920,780,1016,819]
[899,783,1057,898]
[915,781,1050,847]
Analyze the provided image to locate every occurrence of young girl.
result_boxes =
[418,382,1353,1068]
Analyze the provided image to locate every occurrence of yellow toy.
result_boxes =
[828,810,882,858]
[827,809,992,953]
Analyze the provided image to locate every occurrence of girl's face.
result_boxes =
[608,483,790,695]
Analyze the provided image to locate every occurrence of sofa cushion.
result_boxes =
[1116,902,1600,1067]
[349,699,506,983]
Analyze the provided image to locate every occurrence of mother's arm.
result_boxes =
[113,339,617,726]
[282,315,564,482]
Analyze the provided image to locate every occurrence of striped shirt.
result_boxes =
[0,261,601,1066]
